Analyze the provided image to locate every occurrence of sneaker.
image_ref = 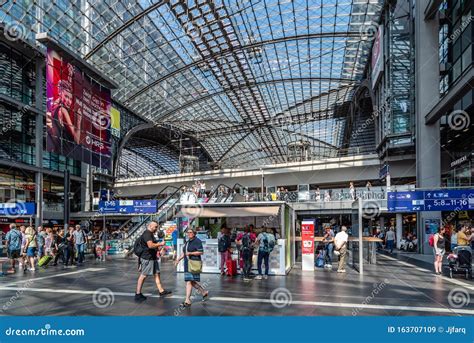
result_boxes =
[159,289,172,297]
[255,275,263,280]
[337,269,346,273]
[134,293,147,301]
[243,277,251,282]
[263,275,268,280]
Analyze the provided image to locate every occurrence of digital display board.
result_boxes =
[0,202,36,216]
[387,190,474,212]
[98,200,158,214]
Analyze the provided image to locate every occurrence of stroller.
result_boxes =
[447,246,472,279]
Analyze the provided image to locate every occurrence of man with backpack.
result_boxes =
[255,228,276,279]
[5,224,22,273]
[236,225,256,281]
[134,221,172,302]
[218,227,232,275]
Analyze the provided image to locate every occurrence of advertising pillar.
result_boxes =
[301,220,315,271]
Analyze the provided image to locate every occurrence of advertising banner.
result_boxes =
[301,219,315,271]
[371,26,384,89]
[46,48,112,170]
[110,106,121,137]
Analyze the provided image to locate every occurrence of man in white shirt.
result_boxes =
[334,226,349,273]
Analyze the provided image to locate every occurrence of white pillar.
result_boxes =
[396,213,403,249]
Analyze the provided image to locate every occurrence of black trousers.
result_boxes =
[242,249,253,278]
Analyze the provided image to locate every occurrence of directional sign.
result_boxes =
[98,200,157,214]
[0,202,36,216]
[387,190,474,212]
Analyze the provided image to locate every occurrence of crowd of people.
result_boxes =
[316,225,349,273]
[0,223,115,274]
[432,224,473,275]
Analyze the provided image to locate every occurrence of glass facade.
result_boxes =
[374,0,415,152]
[0,0,385,167]
[438,0,473,95]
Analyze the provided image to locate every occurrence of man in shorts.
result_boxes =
[135,221,172,301]
[5,224,22,273]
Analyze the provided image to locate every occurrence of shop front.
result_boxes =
[175,202,295,276]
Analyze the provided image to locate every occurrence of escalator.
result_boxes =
[122,186,184,256]
[207,183,246,203]
[122,183,248,256]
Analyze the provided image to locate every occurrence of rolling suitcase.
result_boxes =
[226,259,237,276]
[38,255,53,267]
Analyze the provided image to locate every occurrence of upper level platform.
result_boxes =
[115,154,415,197]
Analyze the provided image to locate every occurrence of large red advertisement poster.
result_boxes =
[301,220,314,255]
[46,48,112,170]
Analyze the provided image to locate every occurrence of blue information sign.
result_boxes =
[387,190,474,212]
[0,202,36,216]
[98,200,157,214]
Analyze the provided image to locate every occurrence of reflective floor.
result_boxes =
[0,254,472,317]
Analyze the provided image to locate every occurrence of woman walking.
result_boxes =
[433,227,446,275]
[24,226,38,271]
[175,228,209,307]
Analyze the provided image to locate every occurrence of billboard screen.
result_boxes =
[46,48,112,170]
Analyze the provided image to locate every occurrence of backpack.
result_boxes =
[428,234,435,247]
[260,233,275,253]
[241,233,252,251]
[133,234,146,258]
[316,252,324,268]
[218,235,230,253]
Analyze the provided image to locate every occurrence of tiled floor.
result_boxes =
[0,253,472,316]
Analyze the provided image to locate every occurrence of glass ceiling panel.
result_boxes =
[0,0,383,168]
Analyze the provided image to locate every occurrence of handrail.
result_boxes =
[125,185,186,238]
[223,182,246,202]
[207,183,233,200]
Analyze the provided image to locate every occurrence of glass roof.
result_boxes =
[0,0,383,168]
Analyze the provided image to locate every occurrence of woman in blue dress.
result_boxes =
[175,228,209,307]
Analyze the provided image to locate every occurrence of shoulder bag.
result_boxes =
[186,241,202,274]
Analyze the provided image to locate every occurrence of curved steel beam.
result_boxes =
[113,122,156,178]
[84,0,169,60]
[141,77,356,123]
[123,33,361,104]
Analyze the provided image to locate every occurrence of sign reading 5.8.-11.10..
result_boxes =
[387,190,474,212]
